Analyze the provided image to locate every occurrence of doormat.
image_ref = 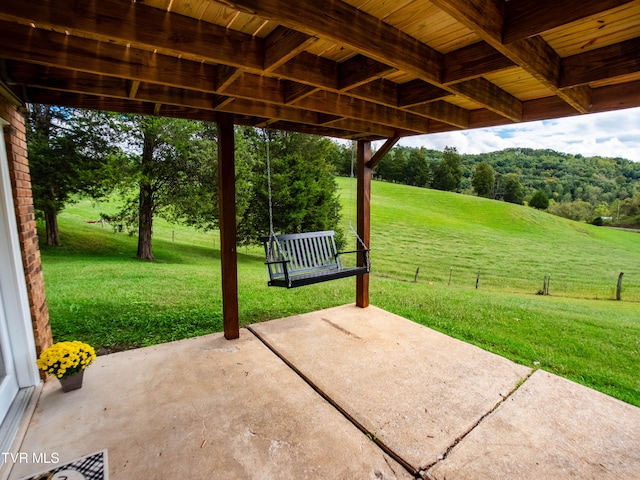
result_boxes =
[21,450,108,480]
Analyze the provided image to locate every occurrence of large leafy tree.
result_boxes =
[472,161,495,197]
[405,148,432,187]
[529,189,550,209]
[106,116,236,261]
[502,173,525,205]
[27,105,122,246]
[432,146,462,192]
[237,129,343,246]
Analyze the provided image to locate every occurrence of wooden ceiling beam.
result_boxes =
[398,80,451,108]
[431,0,592,114]
[219,0,443,83]
[346,78,472,129]
[26,90,156,116]
[217,66,244,93]
[451,79,640,129]
[560,38,640,88]
[0,0,348,98]
[0,0,264,71]
[274,52,339,90]
[221,97,342,126]
[321,118,412,138]
[220,0,529,119]
[407,100,470,129]
[449,77,522,122]
[228,73,428,132]
[1,24,425,133]
[590,79,640,113]
[339,55,397,91]
[20,77,345,130]
[5,62,367,129]
[522,96,581,123]
[267,120,370,140]
[347,79,399,108]
[469,108,513,129]
[503,0,637,44]
[0,21,218,93]
[264,26,317,73]
[443,41,515,84]
[283,82,318,104]
[0,22,426,133]
[0,0,522,124]
[128,81,140,99]
[294,90,429,133]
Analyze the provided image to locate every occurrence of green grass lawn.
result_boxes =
[39,179,640,406]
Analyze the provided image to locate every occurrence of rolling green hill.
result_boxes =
[39,178,640,405]
[358,178,639,300]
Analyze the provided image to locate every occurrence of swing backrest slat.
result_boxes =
[262,230,340,280]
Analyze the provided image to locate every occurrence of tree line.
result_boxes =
[27,105,640,262]
[333,144,640,225]
[27,106,344,260]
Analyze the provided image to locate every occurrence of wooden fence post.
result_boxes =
[616,272,624,301]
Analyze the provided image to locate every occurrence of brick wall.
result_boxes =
[1,98,52,371]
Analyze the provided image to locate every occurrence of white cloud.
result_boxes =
[390,107,640,161]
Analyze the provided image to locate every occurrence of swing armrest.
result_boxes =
[335,249,370,272]
[336,248,369,255]
[265,259,288,265]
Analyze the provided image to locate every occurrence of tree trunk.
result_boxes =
[137,131,155,261]
[44,185,59,246]
[44,205,60,246]
[137,181,154,260]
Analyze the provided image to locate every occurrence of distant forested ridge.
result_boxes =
[333,145,640,226]
[463,148,639,203]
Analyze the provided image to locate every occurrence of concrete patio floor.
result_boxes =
[5,304,640,479]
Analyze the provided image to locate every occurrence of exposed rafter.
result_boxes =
[430,0,593,113]
[218,0,527,120]
[503,0,637,44]
[560,38,640,88]
[0,0,636,141]
[218,0,443,83]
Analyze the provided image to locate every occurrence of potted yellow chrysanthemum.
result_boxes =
[36,341,96,392]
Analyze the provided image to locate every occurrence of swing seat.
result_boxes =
[261,230,369,288]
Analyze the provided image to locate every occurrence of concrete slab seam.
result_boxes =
[246,325,422,478]
[420,368,537,480]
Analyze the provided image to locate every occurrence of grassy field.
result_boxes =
[39,178,640,406]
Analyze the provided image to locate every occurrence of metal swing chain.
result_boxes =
[266,128,275,238]
[265,128,283,261]
[348,141,370,265]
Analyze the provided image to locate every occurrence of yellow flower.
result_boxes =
[36,341,96,379]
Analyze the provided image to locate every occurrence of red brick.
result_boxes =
[2,98,52,359]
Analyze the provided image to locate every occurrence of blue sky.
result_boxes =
[392,106,640,162]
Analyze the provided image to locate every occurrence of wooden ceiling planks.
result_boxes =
[542,2,640,56]
[386,2,478,53]
[484,68,553,102]
[349,0,417,21]
[0,0,638,140]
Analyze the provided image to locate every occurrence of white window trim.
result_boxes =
[0,116,40,388]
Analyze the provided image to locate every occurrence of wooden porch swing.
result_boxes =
[260,133,370,288]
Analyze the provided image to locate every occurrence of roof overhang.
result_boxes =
[0,0,638,139]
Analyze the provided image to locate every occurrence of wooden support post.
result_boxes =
[356,139,371,308]
[217,113,239,339]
